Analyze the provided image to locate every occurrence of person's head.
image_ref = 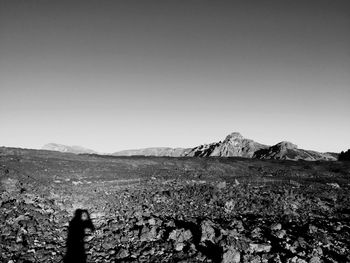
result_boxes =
[81,210,89,221]
[74,209,89,221]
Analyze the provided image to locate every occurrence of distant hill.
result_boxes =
[112,147,190,157]
[42,143,98,155]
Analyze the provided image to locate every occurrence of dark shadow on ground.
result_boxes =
[64,209,95,263]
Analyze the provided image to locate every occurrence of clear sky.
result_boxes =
[1,0,349,153]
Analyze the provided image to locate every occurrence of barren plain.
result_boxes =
[1,147,349,263]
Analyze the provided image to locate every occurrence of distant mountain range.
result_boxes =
[184,133,337,161]
[112,147,191,157]
[42,132,338,161]
[42,143,98,155]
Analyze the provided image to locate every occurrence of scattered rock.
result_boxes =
[222,246,240,263]
[116,248,129,259]
[168,228,193,251]
[275,229,287,239]
[327,183,340,188]
[224,200,236,213]
[309,256,321,263]
[270,223,282,231]
[200,220,216,244]
[249,243,272,253]
[216,181,227,190]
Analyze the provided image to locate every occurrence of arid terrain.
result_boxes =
[1,147,349,263]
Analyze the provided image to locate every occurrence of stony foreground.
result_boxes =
[1,177,350,263]
[0,150,349,262]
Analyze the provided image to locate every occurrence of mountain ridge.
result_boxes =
[42,143,98,155]
[42,132,338,161]
[184,132,268,158]
[112,147,191,157]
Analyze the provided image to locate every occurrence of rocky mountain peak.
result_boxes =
[224,132,244,142]
[185,132,268,158]
[275,141,298,150]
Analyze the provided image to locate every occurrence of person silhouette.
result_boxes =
[64,209,95,263]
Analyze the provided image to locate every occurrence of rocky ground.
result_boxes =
[0,148,349,262]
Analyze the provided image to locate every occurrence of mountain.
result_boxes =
[42,143,98,155]
[184,133,337,161]
[253,141,337,161]
[184,132,268,157]
[43,132,338,161]
[112,147,190,157]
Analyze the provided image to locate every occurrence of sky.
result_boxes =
[0,0,349,153]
